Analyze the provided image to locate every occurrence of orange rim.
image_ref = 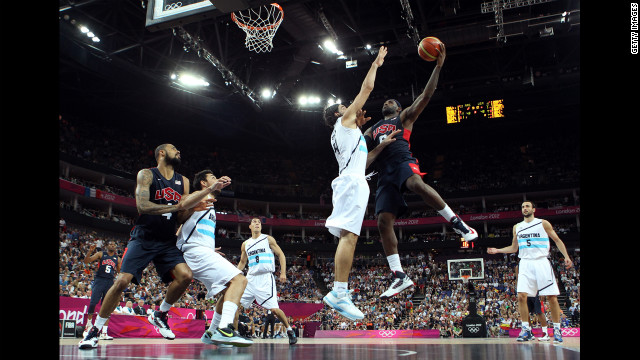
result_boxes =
[231,3,283,31]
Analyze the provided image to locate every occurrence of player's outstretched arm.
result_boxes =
[401,43,446,128]
[342,46,388,128]
[487,224,519,254]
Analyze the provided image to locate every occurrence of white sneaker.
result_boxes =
[380,272,414,300]
[538,333,550,341]
[323,290,364,321]
[451,216,478,241]
[99,332,114,340]
[148,311,176,340]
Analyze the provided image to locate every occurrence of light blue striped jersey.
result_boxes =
[515,218,550,259]
[244,234,275,275]
[176,205,216,251]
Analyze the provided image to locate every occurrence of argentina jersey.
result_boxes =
[244,235,275,275]
[176,205,217,251]
[515,219,550,259]
[331,117,368,176]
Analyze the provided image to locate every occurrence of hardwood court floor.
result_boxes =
[59,337,580,359]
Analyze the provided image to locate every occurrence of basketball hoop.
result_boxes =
[231,3,284,53]
[461,275,470,284]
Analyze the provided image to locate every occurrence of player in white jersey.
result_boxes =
[320,46,395,321]
[176,170,252,347]
[487,200,573,344]
[234,218,297,345]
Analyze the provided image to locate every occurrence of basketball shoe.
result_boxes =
[380,271,414,300]
[205,324,253,347]
[516,327,533,342]
[538,332,550,341]
[78,326,100,349]
[148,310,175,340]
[450,215,478,242]
[287,329,298,345]
[553,328,563,343]
[323,289,364,321]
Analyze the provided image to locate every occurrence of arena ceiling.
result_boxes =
[59,0,580,149]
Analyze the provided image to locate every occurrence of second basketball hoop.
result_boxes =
[231,3,284,53]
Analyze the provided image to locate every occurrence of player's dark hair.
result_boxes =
[523,200,536,208]
[154,144,169,161]
[323,103,340,127]
[193,169,214,191]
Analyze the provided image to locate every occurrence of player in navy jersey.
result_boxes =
[81,241,121,340]
[363,43,478,300]
[80,144,224,350]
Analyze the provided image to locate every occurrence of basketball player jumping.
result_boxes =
[233,218,298,345]
[487,200,573,343]
[176,169,253,347]
[79,144,221,349]
[363,42,478,300]
[321,46,390,320]
[81,241,121,340]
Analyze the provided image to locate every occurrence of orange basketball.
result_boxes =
[418,37,443,62]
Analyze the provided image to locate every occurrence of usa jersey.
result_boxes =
[516,219,550,259]
[330,117,368,176]
[131,167,185,243]
[365,116,418,174]
[244,235,275,276]
[95,252,119,279]
[176,205,217,251]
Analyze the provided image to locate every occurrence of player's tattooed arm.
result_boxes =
[135,169,181,215]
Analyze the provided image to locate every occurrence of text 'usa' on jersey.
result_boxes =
[132,167,185,243]
[365,116,417,172]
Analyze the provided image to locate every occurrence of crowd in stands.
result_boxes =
[59,113,579,203]
[60,224,580,336]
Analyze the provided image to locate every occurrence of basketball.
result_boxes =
[418,37,443,62]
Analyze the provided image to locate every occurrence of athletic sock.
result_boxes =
[219,301,238,329]
[93,315,108,331]
[542,326,548,335]
[159,300,172,312]
[521,322,530,330]
[209,311,222,332]
[437,205,456,222]
[333,281,348,294]
[553,322,561,329]
[386,254,404,273]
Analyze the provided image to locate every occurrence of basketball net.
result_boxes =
[231,3,283,53]
[462,275,470,284]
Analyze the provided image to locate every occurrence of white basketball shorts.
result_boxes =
[325,174,369,237]
[240,272,279,310]
[516,257,560,297]
[181,244,242,298]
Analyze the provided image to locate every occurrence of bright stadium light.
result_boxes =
[177,73,209,87]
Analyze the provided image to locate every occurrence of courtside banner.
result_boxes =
[314,330,440,338]
[106,314,205,338]
[508,328,580,337]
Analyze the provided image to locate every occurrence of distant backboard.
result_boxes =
[145,0,253,32]
[447,258,485,281]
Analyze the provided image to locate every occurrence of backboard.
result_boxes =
[145,0,256,32]
[447,258,485,281]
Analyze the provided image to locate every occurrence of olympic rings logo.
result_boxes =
[378,330,397,337]
[164,2,183,11]
[468,326,480,333]
[562,328,579,336]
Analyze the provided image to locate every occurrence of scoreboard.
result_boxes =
[446,99,504,124]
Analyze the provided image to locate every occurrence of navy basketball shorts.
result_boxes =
[120,238,186,285]
[375,160,426,218]
[527,296,545,315]
[88,277,114,313]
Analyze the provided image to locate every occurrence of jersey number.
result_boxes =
[526,239,531,246]
[255,256,260,263]
[105,265,112,273]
